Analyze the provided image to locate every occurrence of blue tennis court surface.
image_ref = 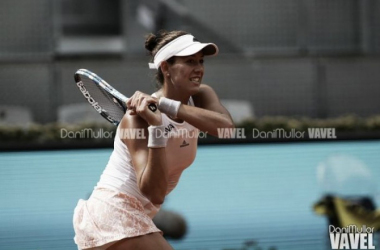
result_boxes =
[1,140,379,250]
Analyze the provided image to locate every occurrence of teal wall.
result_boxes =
[1,141,380,250]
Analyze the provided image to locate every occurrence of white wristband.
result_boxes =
[148,125,168,148]
[158,97,181,118]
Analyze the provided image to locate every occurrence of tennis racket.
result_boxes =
[74,69,157,126]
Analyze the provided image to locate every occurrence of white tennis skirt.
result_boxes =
[73,187,161,250]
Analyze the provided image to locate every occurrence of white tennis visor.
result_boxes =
[148,34,219,69]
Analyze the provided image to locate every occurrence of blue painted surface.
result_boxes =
[0,141,379,250]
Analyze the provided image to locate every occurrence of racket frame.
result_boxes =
[74,69,128,125]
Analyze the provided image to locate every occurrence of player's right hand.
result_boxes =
[126,91,162,126]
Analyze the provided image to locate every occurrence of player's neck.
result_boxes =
[156,87,190,105]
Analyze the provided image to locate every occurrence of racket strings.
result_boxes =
[80,77,125,122]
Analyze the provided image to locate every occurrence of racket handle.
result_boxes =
[148,103,158,112]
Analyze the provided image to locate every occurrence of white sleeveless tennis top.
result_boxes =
[96,97,199,218]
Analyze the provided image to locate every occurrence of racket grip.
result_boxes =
[148,103,158,112]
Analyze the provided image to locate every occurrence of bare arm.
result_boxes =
[177,84,234,137]
[120,114,168,205]
[122,93,168,205]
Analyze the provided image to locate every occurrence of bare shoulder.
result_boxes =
[196,84,217,97]
[120,112,149,130]
[193,84,231,116]
[193,84,219,108]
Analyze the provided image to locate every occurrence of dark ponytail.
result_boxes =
[145,30,188,87]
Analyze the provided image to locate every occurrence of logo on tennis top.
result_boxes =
[164,124,175,136]
[77,81,102,113]
[180,140,189,147]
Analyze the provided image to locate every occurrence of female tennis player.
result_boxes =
[73,30,234,250]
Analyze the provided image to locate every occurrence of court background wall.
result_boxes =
[0,0,380,123]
